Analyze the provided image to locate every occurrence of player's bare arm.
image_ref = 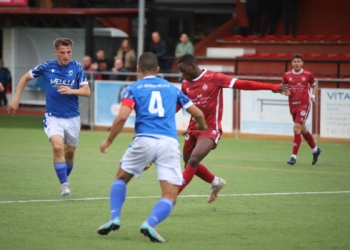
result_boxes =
[186,104,207,131]
[58,84,90,97]
[0,82,4,91]
[310,85,317,103]
[100,105,132,153]
[7,71,33,116]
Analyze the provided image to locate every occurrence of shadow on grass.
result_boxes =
[0,115,43,129]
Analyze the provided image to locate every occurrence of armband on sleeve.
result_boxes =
[121,98,135,109]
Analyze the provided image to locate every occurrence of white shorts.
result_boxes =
[120,134,183,186]
[43,114,80,147]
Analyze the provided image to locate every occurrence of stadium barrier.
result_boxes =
[81,72,350,141]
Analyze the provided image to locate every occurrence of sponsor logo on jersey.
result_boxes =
[300,110,306,116]
[50,79,75,88]
[68,70,73,76]
[202,84,208,91]
[297,82,301,85]
[197,94,202,99]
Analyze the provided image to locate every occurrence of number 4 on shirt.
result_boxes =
[148,91,165,117]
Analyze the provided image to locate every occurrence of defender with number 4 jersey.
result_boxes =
[123,76,192,140]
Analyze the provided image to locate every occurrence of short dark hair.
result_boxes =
[53,38,74,49]
[178,54,197,65]
[138,52,158,72]
[292,54,303,61]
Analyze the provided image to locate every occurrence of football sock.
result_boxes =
[54,162,68,184]
[146,198,173,228]
[291,154,297,159]
[292,134,302,155]
[212,176,220,186]
[109,179,126,220]
[178,165,197,194]
[312,146,318,153]
[195,163,215,183]
[66,163,73,177]
[302,131,316,149]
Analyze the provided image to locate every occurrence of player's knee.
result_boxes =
[293,125,302,134]
[65,148,75,160]
[187,157,199,167]
[52,143,64,154]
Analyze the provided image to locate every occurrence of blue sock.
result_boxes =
[54,162,68,184]
[110,179,126,220]
[147,198,173,228]
[67,163,73,177]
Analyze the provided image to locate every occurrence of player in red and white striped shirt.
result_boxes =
[177,54,289,203]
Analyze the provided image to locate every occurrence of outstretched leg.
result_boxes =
[141,180,179,243]
[178,137,214,194]
[97,167,133,236]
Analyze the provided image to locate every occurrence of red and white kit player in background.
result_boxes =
[282,54,322,166]
[177,54,290,203]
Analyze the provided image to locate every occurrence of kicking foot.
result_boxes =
[207,178,226,203]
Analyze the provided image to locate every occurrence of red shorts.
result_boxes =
[290,104,311,125]
[183,128,222,156]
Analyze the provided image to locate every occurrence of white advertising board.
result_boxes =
[240,90,312,135]
[320,88,350,138]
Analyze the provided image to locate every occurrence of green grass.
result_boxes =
[0,115,350,250]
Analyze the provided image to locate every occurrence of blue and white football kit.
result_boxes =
[98,75,195,240]
[120,76,193,185]
[30,60,88,147]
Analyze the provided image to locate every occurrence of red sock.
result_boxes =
[302,131,316,149]
[292,134,302,155]
[195,163,215,183]
[178,165,197,194]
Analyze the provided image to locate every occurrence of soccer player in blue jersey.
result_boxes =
[7,38,90,197]
[97,52,206,243]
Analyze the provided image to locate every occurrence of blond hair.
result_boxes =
[53,38,74,49]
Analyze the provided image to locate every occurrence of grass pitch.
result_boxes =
[0,115,350,250]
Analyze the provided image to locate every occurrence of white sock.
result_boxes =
[312,146,318,153]
[211,176,219,186]
[291,154,297,159]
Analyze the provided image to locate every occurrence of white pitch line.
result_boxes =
[1,191,350,205]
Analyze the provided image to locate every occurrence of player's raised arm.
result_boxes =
[7,71,33,116]
[185,104,207,131]
[233,79,289,93]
